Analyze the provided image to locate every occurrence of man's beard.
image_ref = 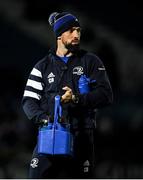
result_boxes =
[65,43,80,53]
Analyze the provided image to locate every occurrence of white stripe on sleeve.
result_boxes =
[23,90,41,100]
[26,79,43,90]
[31,68,42,78]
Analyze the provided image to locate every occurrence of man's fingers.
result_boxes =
[62,92,71,99]
[61,86,73,103]
[62,86,71,91]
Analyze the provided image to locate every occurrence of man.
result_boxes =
[22,11,113,178]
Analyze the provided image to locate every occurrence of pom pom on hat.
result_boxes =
[48,11,80,37]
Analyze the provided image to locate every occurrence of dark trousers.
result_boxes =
[28,129,96,179]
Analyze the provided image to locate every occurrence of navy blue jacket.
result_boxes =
[22,49,113,130]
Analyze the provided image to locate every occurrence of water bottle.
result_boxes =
[78,75,90,94]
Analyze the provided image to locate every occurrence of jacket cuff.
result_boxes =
[35,114,50,124]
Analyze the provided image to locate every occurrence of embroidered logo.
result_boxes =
[73,66,84,75]
[30,158,39,168]
[47,72,55,83]
[83,160,90,173]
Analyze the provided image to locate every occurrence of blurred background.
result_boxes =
[0,0,143,178]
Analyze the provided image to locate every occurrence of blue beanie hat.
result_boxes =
[48,12,80,37]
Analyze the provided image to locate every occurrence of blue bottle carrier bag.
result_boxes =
[38,95,74,156]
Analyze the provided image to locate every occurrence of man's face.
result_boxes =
[60,27,81,52]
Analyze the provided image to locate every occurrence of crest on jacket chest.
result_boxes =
[73,66,84,75]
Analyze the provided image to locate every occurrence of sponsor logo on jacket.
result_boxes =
[47,72,55,83]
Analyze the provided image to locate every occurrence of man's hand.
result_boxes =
[61,86,73,103]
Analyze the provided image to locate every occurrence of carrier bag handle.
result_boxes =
[53,95,62,127]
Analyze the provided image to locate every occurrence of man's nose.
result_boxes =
[73,30,80,38]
